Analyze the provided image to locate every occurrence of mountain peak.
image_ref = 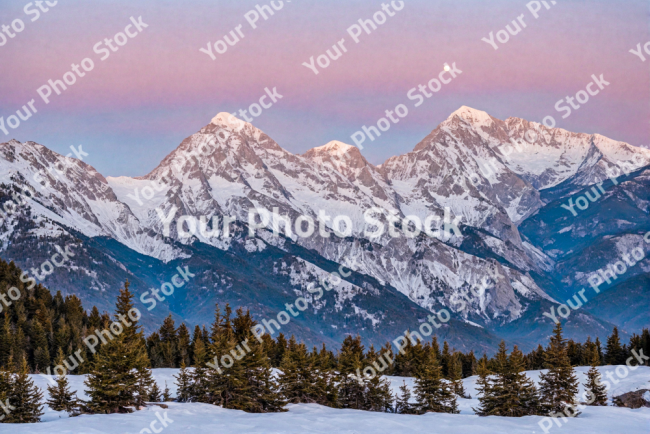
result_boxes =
[210,112,249,130]
[448,106,494,126]
[312,140,356,156]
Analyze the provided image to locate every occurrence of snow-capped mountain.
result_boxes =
[1,106,648,350]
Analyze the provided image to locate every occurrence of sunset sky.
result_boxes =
[1,0,648,176]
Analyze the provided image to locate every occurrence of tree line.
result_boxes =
[0,255,648,423]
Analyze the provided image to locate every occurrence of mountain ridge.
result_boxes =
[0,106,647,352]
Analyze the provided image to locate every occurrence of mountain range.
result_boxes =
[1,106,648,354]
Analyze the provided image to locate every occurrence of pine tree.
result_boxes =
[278,337,320,404]
[177,323,191,367]
[148,382,162,402]
[395,381,416,414]
[157,315,177,368]
[0,362,14,423]
[414,348,458,414]
[46,374,77,413]
[162,382,172,402]
[641,329,650,361]
[364,373,393,412]
[272,333,288,368]
[605,327,625,365]
[84,281,154,413]
[474,354,497,415]
[566,339,584,366]
[462,350,477,378]
[539,322,580,416]
[175,362,194,402]
[441,341,451,378]
[505,346,541,416]
[527,344,546,370]
[584,344,607,406]
[337,335,367,410]
[5,357,43,423]
[475,342,539,417]
[204,305,286,413]
[31,320,50,372]
[449,352,468,398]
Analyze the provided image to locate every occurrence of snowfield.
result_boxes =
[8,366,650,433]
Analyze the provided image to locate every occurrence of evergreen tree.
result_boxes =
[449,352,468,398]
[272,333,288,368]
[431,336,441,362]
[474,354,497,415]
[177,323,191,367]
[278,337,320,404]
[148,382,162,402]
[504,346,541,416]
[31,320,50,372]
[595,337,604,365]
[539,322,580,416]
[461,350,477,378]
[204,305,286,413]
[46,374,77,413]
[527,344,546,370]
[190,325,203,366]
[566,339,584,366]
[84,281,154,413]
[605,327,625,365]
[378,342,395,376]
[0,364,13,422]
[414,348,458,414]
[156,315,177,368]
[440,341,451,378]
[364,373,393,412]
[641,329,650,361]
[475,342,539,417]
[584,344,607,406]
[175,362,194,402]
[162,382,172,402]
[5,357,43,423]
[395,381,416,414]
[337,335,367,410]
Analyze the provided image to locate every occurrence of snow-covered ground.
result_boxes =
[8,366,650,433]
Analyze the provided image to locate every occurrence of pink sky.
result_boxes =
[0,0,648,175]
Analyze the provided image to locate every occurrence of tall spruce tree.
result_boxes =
[175,362,194,402]
[279,337,319,403]
[177,323,192,367]
[584,343,607,406]
[474,354,497,415]
[204,305,285,413]
[604,327,626,365]
[5,357,43,423]
[414,348,458,414]
[538,322,580,416]
[475,342,539,417]
[84,281,154,413]
[31,320,50,372]
[449,352,468,398]
[504,346,541,416]
[337,335,367,410]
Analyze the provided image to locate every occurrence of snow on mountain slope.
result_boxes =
[504,118,650,191]
[3,106,648,336]
[0,140,180,261]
